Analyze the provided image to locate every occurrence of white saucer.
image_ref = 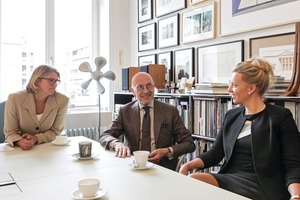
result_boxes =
[51,139,71,146]
[71,188,107,200]
[71,153,98,160]
[129,162,154,170]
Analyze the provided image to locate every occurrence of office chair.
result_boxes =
[0,101,6,143]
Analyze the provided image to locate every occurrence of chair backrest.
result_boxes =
[0,101,6,143]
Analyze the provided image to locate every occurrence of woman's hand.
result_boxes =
[179,163,190,175]
[16,138,34,150]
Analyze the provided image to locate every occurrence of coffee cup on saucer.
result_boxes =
[54,135,67,144]
[78,178,100,197]
[133,150,149,168]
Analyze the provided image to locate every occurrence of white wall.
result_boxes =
[66,0,298,130]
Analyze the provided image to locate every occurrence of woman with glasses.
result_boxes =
[4,65,69,150]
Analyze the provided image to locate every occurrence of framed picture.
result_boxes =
[181,2,215,43]
[155,0,186,18]
[138,0,153,23]
[138,54,156,67]
[250,32,295,81]
[197,40,244,84]
[138,23,156,52]
[157,51,173,82]
[174,48,194,83]
[158,14,179,49]
[220,0,300,36]
[190,0,207,6]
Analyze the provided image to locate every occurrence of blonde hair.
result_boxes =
[233,58,275,96]
[26,65,60,93]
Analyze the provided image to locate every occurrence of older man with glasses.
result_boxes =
[100,72,195,171]
[4,65,69,150]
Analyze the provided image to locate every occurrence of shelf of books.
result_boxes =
[113,92,192,131]
[192,94,239,139]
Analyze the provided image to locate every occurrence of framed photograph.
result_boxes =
[155,0,186,18]
[158,14,179,49]
[157,51,173,82]
[197,40,244,84]
[138,54,156,67]
[181,2,215,43]
[138,0,153,23]
[250,32,295,81]
[138,23,156,52]
[190,0,207,6]
[220,0,300,36]
[174,48,194,83]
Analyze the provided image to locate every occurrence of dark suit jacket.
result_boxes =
[4,90,69,146]
[199,104,300,199]
[100,99,195,170]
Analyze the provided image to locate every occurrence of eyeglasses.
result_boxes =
[39,77,61,85]
[134,83,154,92]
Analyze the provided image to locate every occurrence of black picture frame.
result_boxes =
[174,48,194,83]
[157,51,173,82]
[138,23,156,52]
[138,0,153,23]
[138,54,156,67]
[158,14,179,49]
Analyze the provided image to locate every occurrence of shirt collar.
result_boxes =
[139,100,154,109]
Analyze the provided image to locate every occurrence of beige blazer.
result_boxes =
[4,90,69,146]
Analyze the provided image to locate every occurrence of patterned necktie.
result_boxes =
[141,106,151,151]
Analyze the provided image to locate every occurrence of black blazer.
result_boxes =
[199,104,300,199]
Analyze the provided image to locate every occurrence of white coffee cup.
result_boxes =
[54,135,67,143]
[78,178,100,197]
[133,150,150,168]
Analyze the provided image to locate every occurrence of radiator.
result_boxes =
[64,127,100,141]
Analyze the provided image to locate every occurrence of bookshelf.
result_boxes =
[113,92,192,131]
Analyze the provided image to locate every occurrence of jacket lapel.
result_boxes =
[39,95,58,124]
[153,101,165,143]
[130,101,141,145]
[22,93,39,125]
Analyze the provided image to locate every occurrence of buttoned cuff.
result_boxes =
[167,147,174,160]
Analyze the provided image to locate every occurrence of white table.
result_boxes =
[0,136,249,200]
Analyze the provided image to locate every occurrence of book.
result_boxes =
[192,82,229,94]
[191,87,229,94]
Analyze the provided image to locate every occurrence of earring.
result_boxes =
[248,92,251,95]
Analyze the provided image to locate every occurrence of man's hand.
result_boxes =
[114,142,131,158]
[148,148,169,164]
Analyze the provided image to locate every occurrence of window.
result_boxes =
[0,0,45,99]
[0,0,108,109]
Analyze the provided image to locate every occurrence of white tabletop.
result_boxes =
[0,136,249,200]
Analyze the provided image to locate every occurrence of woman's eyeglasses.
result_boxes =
[39,77,61,85]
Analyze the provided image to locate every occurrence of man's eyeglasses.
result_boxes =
[134,83,154,92]
[39,77,61,85]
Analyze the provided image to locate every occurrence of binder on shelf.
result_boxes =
[140,64,166,89]
[122,67,140,90]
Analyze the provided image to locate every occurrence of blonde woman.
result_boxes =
[4,65,69,150]
[179,58,300,200]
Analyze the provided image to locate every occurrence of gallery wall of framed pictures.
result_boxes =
[136,0,300,92]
